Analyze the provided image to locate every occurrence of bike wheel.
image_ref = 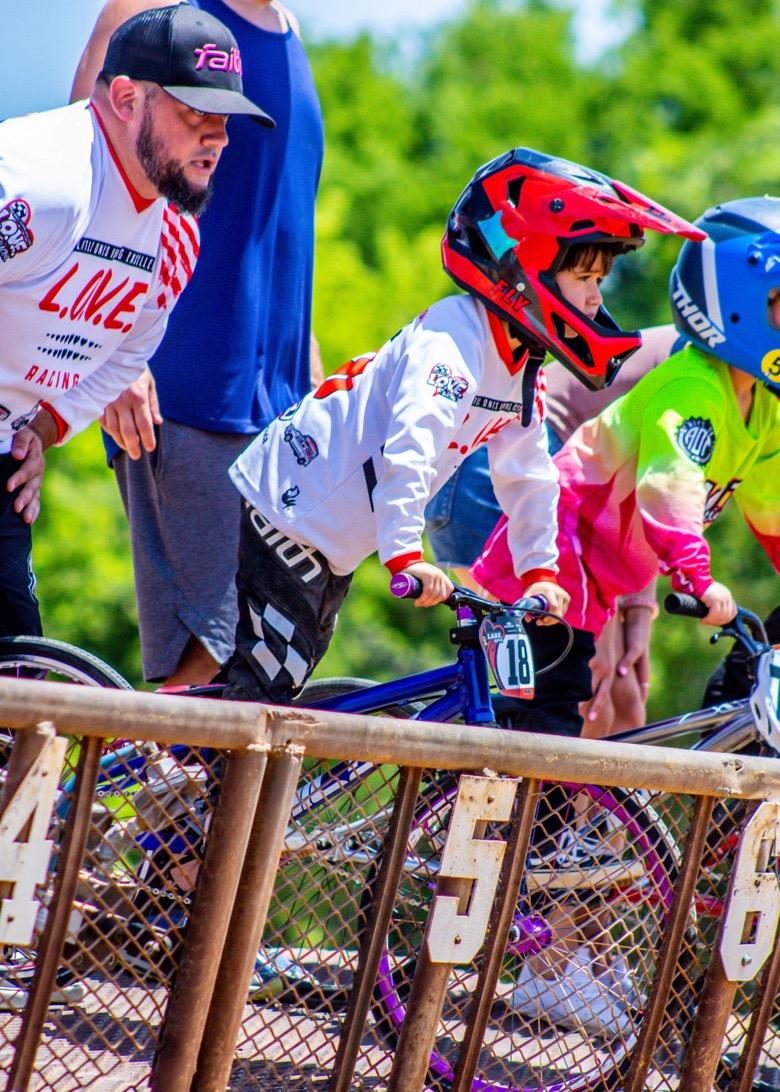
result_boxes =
[374,780,681,1092]
[0,635,132,688]
[244,677,419,1010]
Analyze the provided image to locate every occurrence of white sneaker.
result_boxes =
[0,977,86,1010]
[511,946,634,1038]
[0,954,86,1011]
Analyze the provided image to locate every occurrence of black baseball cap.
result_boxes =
[101,3,275,127]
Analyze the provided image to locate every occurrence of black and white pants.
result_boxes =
[221,502,352,705]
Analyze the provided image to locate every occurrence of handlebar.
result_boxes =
[389,574,574,677]
[390,572,547,618]
[664,592,769,655]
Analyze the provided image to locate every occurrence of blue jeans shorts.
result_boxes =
[425,423,563,569]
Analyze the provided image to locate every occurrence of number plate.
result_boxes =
[479,611,535,699]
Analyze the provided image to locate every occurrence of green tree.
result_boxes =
[28,0,780,723]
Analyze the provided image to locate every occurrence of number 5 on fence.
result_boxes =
[427,775,520,964]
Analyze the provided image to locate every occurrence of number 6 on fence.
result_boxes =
[427,775,520,964]
[719,799,780,982]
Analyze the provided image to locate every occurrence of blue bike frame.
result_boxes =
[307,638,496,727]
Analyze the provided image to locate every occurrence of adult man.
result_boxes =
[0,3,273,638]
[73,1,324,685]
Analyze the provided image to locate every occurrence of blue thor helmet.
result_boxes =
[670,196,780,390]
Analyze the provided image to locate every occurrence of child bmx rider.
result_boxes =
[474,196,780,683]
[471,197,780,1032]
[220,148,701,706]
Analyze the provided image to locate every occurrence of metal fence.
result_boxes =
[1,677,780,1091]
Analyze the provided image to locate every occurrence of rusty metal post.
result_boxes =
[678,956,739,1089]
[191,744,305,1092]
[385,881,467,1092]
[329,766,423,1092]
[8,731,101,1092]
[151,743,268,1092]
[728,905,780,1092]
[450,778,539,1092]
[624,794,715,1092]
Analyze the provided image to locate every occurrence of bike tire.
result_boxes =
[285,678,686,1089]
[373,780,682,1092]
[0,635,132,688]
[235,677,419,1021]
[295,675,422,718]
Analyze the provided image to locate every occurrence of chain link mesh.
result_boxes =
[0,733,224,1091]
[2,733,780,1090]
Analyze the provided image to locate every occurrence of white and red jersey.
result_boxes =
[0,101,198,451]
[231,295,559,580]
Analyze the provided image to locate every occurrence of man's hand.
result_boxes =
[402,561,454,607]
[584,612,620,725]
[523,580,570,626]
[100,367,162,460]
[700,581,737,627]
[8,416,53,525]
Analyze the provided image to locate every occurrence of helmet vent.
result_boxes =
[507,178,525,207]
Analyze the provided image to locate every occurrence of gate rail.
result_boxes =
[1,676,779,1091]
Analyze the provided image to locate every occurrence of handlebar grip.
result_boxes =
[664,592,708,618]
[514,594,549,614]
[390,572,423,599]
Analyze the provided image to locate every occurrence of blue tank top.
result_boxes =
[141,1,322,434]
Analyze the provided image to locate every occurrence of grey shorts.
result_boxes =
[113,420,255,681]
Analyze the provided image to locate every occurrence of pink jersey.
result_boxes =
[473,346,780,635]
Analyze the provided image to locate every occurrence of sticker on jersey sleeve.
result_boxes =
[283,424,319,466]
[676,416,715,466]
[0,199,33,263]
[703,477,741,524]
[760,349,780,385]
[427,363,469,403]
[278,401,302,422]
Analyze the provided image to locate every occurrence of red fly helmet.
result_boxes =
[442,148,705,388]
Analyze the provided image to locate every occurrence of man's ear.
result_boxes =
[107,75,142,121]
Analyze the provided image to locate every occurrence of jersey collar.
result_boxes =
[90,103,157,214]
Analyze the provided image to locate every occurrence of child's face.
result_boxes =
[554,257,608,336]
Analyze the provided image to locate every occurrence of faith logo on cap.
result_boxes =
[193,43,243,76]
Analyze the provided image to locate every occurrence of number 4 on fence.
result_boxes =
[0,731,66,945]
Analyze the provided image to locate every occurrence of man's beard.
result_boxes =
[136,100,214,216]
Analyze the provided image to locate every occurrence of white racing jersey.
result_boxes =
[0,101,198,452]
[231,295,559,580]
